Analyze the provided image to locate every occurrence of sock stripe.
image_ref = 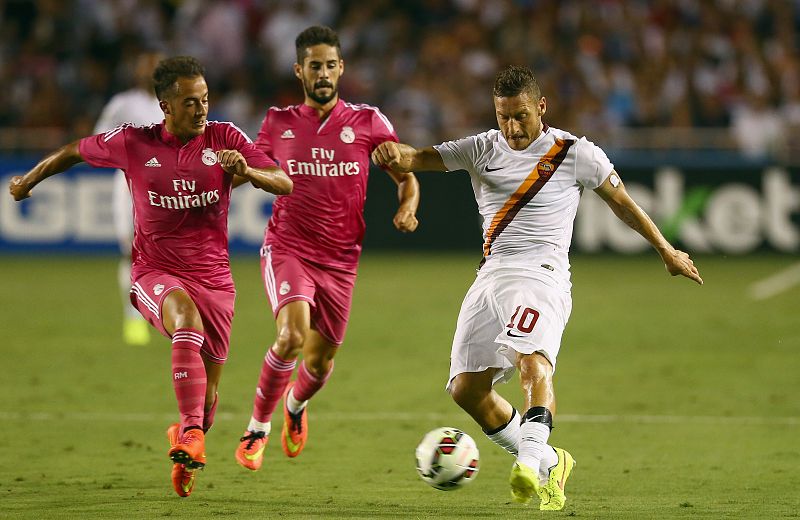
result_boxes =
[265,351,296,371]
[173,331,204,341]
[173,333,205,346]
[174,378,208,386]
[252,349,295,423]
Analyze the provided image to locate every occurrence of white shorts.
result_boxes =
[446,264,572,391]
[112,169,133,255]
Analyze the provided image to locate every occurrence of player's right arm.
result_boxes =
[8,141,84,201]
[371,142,446,173]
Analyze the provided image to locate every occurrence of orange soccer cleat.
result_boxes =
[166,423,197,497]
[281,382,308,458]
[168,426,206,469]
[171,463,197,497]
[235,430,268,471]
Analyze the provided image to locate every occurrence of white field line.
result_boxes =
[0,411,798,426]
[749,261,800,300]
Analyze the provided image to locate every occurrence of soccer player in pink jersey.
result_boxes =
[8,56,292,497]
[234,26,419,470]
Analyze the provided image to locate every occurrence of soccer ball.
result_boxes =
[415,427,480,490]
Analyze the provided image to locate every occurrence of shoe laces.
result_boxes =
[287,409,304,434]
[240,430,266,449]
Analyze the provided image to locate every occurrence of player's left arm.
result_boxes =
[216,149,292,195]
[385,168,419,233]
[594,170,703,285]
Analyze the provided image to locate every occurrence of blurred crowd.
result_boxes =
[2,0,800,159]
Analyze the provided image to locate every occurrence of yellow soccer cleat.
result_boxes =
[123,317,151,346]
[538,447,576,511]
[509,461,540,505]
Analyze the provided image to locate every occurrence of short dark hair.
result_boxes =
[153,56,205,100]
[295,25,341,64]
[493,65,541,99]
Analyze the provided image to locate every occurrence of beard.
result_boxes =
[305,80,337,104]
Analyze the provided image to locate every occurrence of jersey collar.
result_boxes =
[498,121,550,154]
[159,122,202,148]
[298,98,345,125]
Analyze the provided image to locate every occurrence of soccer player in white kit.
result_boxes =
[93,51,164,346]
[373,65,703,511]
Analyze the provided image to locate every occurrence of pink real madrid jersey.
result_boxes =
[256,99,399,270]
[79,121,276,290]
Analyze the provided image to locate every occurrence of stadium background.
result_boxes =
[1,1,798,519]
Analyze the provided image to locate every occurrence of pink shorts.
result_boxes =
[129,267,235,364]
[260,246,356,346]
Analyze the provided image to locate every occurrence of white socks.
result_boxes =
[485,409,520,456]
[517,421,550,471]
[538,445,558,483]
[286,387,308,415]
[485,409,559,484]
[247,417,272,435]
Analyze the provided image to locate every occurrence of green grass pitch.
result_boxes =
[1,253,798,519]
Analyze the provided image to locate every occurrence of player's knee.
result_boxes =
[303,353,333,378]
[448,374,483,410]
[164,292,203,332]
[275,327,305,356]
[173,308,203,331]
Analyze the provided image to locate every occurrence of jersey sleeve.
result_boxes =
[254,111,275,160]
[574,137,614,189]
[433,133,486,174]
[78,125,130,170]
[370,108,399,148]
[223,121,277,169]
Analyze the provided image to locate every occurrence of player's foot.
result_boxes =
[123,317,150,346]
[509,461,540,505]
[538,447,575,511]
[281,382,308,458]
[167,423,197,497]
[171,463,197,497]
[168,427,206,469]
[235,430,268,471]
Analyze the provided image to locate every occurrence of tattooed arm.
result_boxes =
[594,170,703,285]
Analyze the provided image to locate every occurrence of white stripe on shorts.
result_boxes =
[263,248,278,309]
[131,283,159,317]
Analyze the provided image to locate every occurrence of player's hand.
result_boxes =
[216,149,248,177]
[663,248,703,285]
[372,142,412,172]
[9,175,32,201]
[394,208,418,233]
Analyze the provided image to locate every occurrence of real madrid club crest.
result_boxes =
[339,126,355,144]
[153,283,165,296]
[202,148,218,166]
[280,281,291,295]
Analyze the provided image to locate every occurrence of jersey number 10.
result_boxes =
[506,306,540,333]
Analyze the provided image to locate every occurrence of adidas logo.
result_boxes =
[145,157,161,167]
[280,129,295,139]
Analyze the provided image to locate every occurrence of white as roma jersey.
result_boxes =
[434,124,612,276]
